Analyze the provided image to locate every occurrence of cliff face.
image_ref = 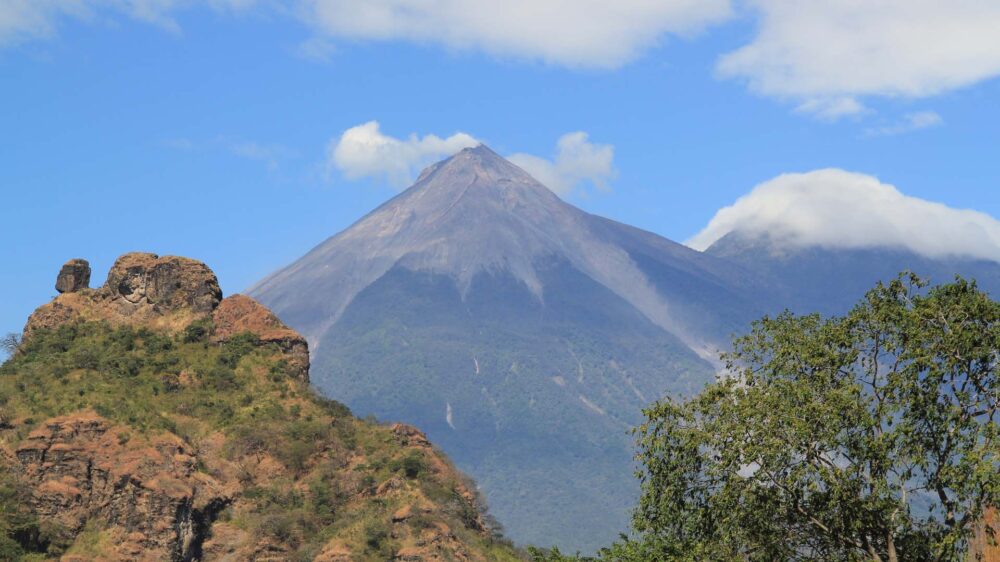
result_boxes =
[0,254,518,562]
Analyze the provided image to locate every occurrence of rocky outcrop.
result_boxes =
[25,253,222,337]
[15,413,229,562]
[105,253,221,314]
[55,259,91,293]
[3,253,507,561]
[211,294,310,381]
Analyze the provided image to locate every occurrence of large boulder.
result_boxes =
[106,253,222,314]
[55,259,91,294]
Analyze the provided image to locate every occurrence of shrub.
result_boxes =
[388,451,426,479]
[182,319,213,344]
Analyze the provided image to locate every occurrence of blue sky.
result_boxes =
[2,1,1000,337]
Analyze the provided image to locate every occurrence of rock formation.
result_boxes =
[105,253,222,314]
[24,254,306,378]
[55,259,90,294]
[25,252,222,338]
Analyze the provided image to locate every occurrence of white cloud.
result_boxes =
[687,169,1000,263]
[719,1,1000,113]
[328,124,615,195]
[301,0,733,68]
[864,111,944,137]
[329,121,479,187]
[1,0,731,63]
[508,132,615,196]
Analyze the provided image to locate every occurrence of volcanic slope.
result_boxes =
[250,145,769,551]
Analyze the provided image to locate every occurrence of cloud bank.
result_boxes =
[718,1,1000,117]
[508,132,615,195]
[329,123,615,196]
[687,169,1000,263]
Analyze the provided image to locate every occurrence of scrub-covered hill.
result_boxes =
[0,253,519,562]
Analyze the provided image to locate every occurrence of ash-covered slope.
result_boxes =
[250,145,767,551]
[252,145,764,357]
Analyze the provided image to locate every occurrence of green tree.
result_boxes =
[612,275,1000,562]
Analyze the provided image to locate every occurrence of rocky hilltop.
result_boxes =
[0,254,519,562]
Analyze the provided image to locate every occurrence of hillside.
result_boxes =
[0,254,520,562]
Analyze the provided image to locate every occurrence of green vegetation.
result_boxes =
[538,275,1000,561]
[0,319,520,561]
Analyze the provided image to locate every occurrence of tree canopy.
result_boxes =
[539,275,1000,562]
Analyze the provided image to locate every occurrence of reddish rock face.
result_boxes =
[15,413,228,561]
[211,294,311,382]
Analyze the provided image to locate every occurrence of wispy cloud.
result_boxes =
[163,135,294,171]
[303,0,732,69]
[296,35,337,62]
[0,0,263,46]
[864,111,944,137]
[793,97,867,121]
[1,0,732,68]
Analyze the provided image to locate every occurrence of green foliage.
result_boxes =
[0,318,520,561]
[0,470,72,559]
[182,318,213,343]
[362,521,392,555]
[611,275,1000,562]
[389,451,426,479]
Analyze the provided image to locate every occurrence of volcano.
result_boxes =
[250,145,771,550]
